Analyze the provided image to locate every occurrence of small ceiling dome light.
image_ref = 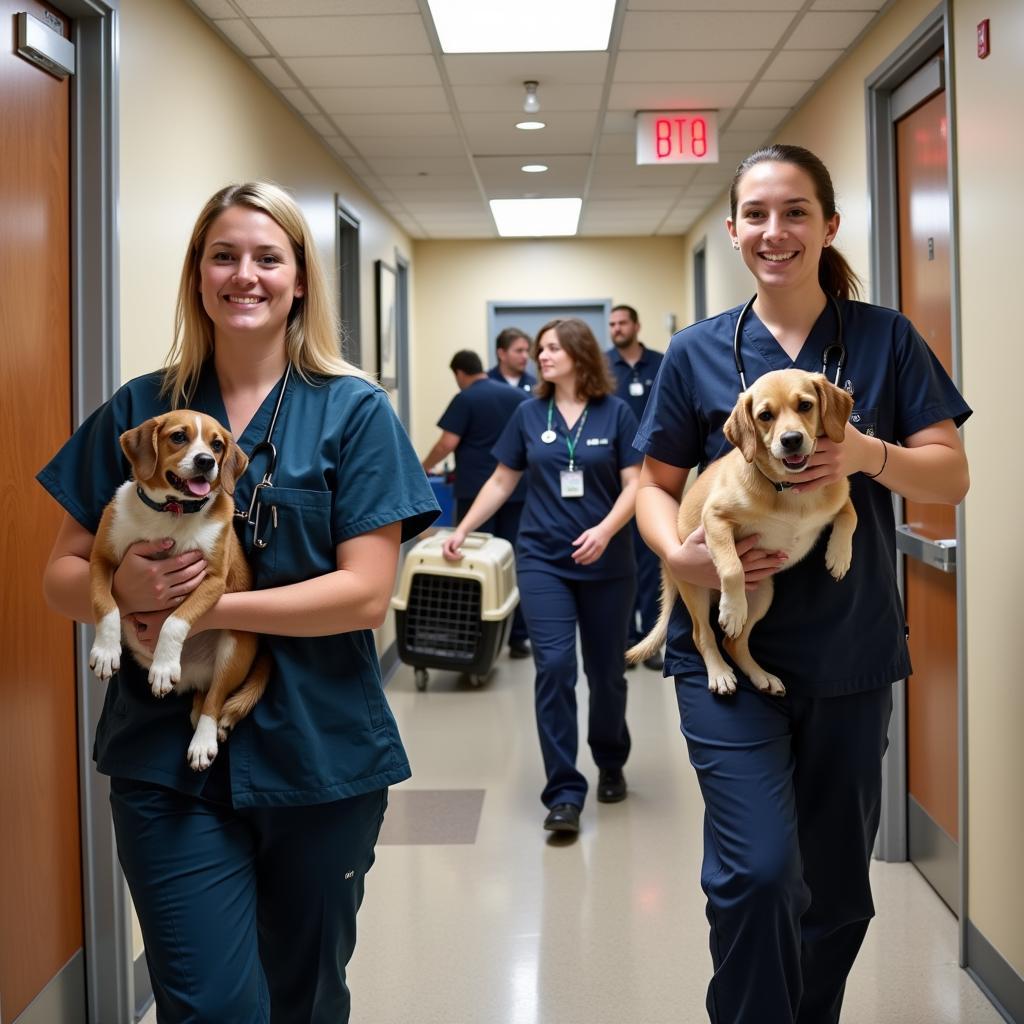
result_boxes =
[516,120,546,130]
[522,80,540,114]
[521,164,549,173]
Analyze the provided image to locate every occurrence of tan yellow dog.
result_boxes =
[88,410,270,770]
[629,369,856,696]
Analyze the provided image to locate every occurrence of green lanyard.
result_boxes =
[547,399,590,472]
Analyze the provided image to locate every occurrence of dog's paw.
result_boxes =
[708,669,737,696]
[825,543,853,581]
[750,670,786,697]
[216,712,238,743]
[718,594,748,638]
[148,659,180,698]
[89,642,121,681]
[187,715,219,771]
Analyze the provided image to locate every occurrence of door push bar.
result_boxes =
[895,524,957,573]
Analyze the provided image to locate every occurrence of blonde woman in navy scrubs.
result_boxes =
[635,146,971,1023]
[39,182,438,1023]
[443,318,641,835]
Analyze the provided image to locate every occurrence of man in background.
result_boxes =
[488,327,536,392]
[422,350,532,658]
[606,305,665,671]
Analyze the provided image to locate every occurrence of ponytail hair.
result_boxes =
[729,144,862,301]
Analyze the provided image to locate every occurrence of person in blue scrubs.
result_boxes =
[634,146,971,1024]
[444,318,641,835]
[487,326,536,391]
[421,348,531,656]
[39,182,438,1024]
[605,303,665,670]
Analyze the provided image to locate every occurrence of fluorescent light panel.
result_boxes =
[490,198,582,237]
[427,0,615,53]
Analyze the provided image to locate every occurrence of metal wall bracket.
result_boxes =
[895,523,957,572]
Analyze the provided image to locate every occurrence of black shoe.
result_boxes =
[508,641,531,659]
[597,768,627,803]
[642,653,665,672]
[543,803,581,833]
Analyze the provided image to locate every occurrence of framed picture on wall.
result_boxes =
[375,259,398,389]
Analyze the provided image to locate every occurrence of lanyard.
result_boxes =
[547,399,589,472]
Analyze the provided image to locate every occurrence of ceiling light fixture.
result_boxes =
[521,164,548,173]
[490,197,582,237]
[516,120,546,131]
[522,81,540,115]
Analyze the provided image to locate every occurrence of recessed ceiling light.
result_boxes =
[489,198,582,237]
[516,121,546,131]
[426,0,615,53]
[521,164,549,173]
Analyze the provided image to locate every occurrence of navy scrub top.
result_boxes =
[437,377,529,503]
[635,299,972,697]
[492,394,642,580]
[37,363,439,807]
[487,365,536,392]
[605,344,665,424]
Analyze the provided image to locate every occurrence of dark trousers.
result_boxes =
[674,676,893,1024]
[457,498,528,645]
[628,518,662,646]
[109,778,387,1024]
[518,569,635,809]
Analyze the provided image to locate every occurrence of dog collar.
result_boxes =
[136,485,210,516]
[754,465,795,492]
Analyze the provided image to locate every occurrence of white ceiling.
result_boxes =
[188,0,892,239]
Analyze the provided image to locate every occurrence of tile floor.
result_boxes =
[141,650,1005,1024]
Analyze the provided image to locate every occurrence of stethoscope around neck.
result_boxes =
[733,294,845,392]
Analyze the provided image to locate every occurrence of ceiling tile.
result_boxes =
[310,86,450,114]
[727,107,790,132]
[213,19,269,57]
[237,0,418,14]
[475,155,590,192]
[371,156,473,175]
[811,0,887,9]
[609,81,747,110]
[331,112,458,137]
[762,49,844,81]
[597,133,635,154]
[326,137,356,157]
[191,0,235,18]
[745,80,815,108]
[603,111,635,134]
[466,133,597,158]
[250,56,296,88]
[286,54,441,87]
[443,52,609,86]
[385,188,479,202]
[614,50,771,83]
[303,112,337,135]
[785,11,876,50]
[356,136,467,156]
[252,14,430,56]
[589,186,682,200]
[451,82,604,114]
[279,88,319,115]
[627,0,802,8]
[620,11,795,51]
[591,154,696,188]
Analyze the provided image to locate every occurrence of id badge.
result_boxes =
[629,381,644,397]
[560,469,584,499]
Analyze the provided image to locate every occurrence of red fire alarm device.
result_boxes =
[977,19,990,59]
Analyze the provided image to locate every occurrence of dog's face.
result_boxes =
[120,411,248,500]
[723,369,854,478]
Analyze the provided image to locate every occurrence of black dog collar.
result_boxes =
[136,485,210,516]
[754,465,795,492]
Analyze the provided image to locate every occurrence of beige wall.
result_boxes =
[409,236,687,450]
[951,0,1024,973]
[119,0,412,385]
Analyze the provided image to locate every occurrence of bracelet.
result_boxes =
[864,438,888,479]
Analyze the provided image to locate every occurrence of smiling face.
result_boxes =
[726,161,839,297]
[535,327,576,387]
[198,205,304,345]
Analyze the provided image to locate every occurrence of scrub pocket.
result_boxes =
[248,486,334,587]
[850,407,878,438]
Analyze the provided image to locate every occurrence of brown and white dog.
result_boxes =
[89,410,270,770]
[628,369,856,697]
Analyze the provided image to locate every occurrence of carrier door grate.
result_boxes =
[405,573,482,660]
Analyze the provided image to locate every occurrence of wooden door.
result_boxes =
[0,1,83,1017]
[895,84,959,911]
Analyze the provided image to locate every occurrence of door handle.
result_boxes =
[895,524,956,573]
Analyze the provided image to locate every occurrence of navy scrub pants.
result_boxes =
[628,519,662,647]
[109,778,387,1024]
[458,498,529,646]
[675,674,893,1024]
[518,568,635,809]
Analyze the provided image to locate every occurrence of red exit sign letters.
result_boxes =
[636,110,719,165]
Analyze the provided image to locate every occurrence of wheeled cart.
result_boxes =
[391,530,519,691]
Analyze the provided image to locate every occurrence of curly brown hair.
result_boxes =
[532,317,616,401]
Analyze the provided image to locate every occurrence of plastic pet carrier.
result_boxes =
[391,530,519,691]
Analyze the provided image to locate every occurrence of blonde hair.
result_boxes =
[163,181,367,406]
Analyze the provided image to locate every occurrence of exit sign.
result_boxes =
[636,110,719,165]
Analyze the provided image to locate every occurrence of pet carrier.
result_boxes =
[391,530,519,691]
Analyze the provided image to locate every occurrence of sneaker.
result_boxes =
[597,768,627,803]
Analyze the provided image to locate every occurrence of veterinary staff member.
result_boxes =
[488,326,537,391]
[605,303,665,670]
[422,348,532,657]
[444,318,641,836]
[39,182,438,1024]
[635,145,970,1024]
